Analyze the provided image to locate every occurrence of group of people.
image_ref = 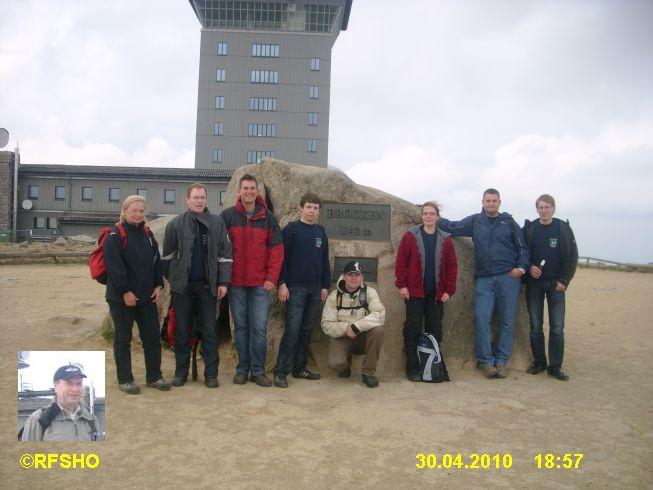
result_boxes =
[434,189,578,380]
[20,181,578,441]
[101,178,578,397]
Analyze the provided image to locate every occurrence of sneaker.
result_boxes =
[338,367,351,379]
[251,373,272,388]
[527,363,546,375]
[292,369,321,380]
[146,379,171,391]
[548,369,570,381]
[362,374,379,388]
[171,376,186,387]
[274,375,288,388]
[480,364,498,379]
[233,373,248,385]
[204,378,219,388]
[119,381,141,394]
[494,365,507,379]
[407,373,422,382]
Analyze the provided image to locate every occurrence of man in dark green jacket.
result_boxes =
[523,194,578,381]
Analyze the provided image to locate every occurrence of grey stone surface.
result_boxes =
[68,234,96,244]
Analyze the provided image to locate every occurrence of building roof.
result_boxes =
[188,0,353,31]
[57,212,163,224]
[18,164,233,181]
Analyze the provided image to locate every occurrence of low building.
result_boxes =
[0,152,232,240]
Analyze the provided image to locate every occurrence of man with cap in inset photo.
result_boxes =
[20,364,100,442]
[321,260,386,388]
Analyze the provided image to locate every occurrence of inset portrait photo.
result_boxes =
[18,351,105,441]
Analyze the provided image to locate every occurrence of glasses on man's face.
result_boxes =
[190,196,207,201]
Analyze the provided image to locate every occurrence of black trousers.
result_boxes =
[109,301,163,384]
[171,282,219,380]
[403,292,444,375]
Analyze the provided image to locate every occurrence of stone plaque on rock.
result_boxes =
[333,257,378,283]
[321,203,391,241]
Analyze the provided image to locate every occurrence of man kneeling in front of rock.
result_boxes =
[321,261,386,388]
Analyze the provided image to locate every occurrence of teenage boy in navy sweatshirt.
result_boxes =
[273,192,330,388]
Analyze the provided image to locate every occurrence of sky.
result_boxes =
[1,0,652,263]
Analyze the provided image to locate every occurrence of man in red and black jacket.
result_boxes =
[395,201,458,381]
[221,174,284,387]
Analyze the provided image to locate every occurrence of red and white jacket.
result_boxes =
[221,195,284,287]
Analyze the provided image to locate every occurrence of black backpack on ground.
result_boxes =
[417,333,450,383]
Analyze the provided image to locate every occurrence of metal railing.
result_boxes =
[578,256,653,272]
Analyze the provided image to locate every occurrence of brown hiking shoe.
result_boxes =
[481,365,498,379]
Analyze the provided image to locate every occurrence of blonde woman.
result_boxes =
[103,195,171,394]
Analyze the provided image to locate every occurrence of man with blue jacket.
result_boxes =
[438,189,529,378]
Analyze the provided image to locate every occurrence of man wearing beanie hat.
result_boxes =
[321,260,386,388]
[20,364,99,441]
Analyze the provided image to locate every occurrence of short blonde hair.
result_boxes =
[118,195,147,225]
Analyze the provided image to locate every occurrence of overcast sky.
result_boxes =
[1,0,652,263]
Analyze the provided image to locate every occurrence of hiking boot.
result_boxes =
[292,369,321,380]
[548,369,570,381]
[146,378,171,391]
[407,373,422,382]
[251,373,272,388]
[274,374,288,388]
[494,365,507,379]
[480,364,498,379]
[362,374,379,388]
[171,376,186,387]
[527,363,546,375]
[338,367,351,379]
[204,378,219,388]
[233,373,248,385]
[119,381,141,394]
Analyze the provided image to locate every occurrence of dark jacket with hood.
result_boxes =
[522,217,578,287]
[162,208,232,296]
[103,221,163,305]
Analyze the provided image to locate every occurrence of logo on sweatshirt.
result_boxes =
[315,237,322,248]
[549,238,558,248]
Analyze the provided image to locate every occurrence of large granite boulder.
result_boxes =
[141,159,531,375]
[206,158,531,375]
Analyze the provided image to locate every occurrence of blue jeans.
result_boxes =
[474,273,521,366]
[526,279,566,370]
[229,286,271,376]
[274,285,323,376]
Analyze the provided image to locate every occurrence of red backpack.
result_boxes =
[89,223,152,284]
[161,306,202,381]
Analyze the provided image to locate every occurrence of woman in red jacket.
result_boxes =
[395,201,458,381]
